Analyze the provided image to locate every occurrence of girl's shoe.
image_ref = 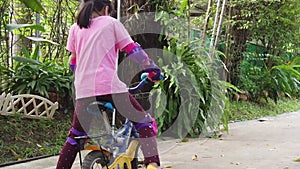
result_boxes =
[147,164,163,169]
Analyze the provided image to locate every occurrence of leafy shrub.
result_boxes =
[0,52,73,109]
[239,53,300,102]
[154,39,228,138]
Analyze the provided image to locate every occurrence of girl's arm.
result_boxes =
[122,42,162,81]
[69,53,76,72]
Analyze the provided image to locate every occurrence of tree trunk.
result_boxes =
[226,6,249,85]
[116,0,165,85]
[115,0,165,112]
[0,1,10,67]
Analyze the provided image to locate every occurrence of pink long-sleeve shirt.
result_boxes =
[66,16,133,99]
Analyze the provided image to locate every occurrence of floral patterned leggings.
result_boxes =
[56,93,160,169]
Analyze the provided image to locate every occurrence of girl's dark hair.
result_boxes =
[76,0,112,29]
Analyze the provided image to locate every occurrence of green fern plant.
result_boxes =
[154,39,228,138]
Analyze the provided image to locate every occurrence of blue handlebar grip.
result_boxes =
[129,72,164,93]
[159,74,165,80]
[140,73,149,80]
[128,78,148,93]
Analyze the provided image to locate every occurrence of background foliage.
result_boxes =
[224,0,300,88]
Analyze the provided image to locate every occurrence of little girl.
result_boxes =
[56,0,163,169]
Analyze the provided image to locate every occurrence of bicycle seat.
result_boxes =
[86,101,114,114]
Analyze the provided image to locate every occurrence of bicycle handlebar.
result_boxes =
[128,73,165,93]
[128,73,149,93]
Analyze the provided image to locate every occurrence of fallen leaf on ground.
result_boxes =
[192,154,199,161]
[230,161,240,165]
[294,157,300,162]
[181,138,189,142]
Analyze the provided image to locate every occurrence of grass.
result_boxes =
[0,112,72,165]
[229,97,300,121]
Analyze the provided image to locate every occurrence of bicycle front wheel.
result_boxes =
[132,144,144,169]
[82,150,109,169]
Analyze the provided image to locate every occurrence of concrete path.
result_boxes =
[1,111,300,169]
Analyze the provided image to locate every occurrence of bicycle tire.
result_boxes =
[82,150,138,169]
[121,143,142,169]
[130,157,139,169]
[131,144,144,169]
[82,150,108,169]
[119,155,138,169]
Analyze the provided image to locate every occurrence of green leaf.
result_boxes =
[222,81,243,93]
[12,56,42,65]
[15,83,28,94]
[291,65,300,68]
[28,81,37,90]
[19,0,45,13]
[274,65,300,78]
[21,47,31,58]
[6,24,45,32]
[26,37,59,45]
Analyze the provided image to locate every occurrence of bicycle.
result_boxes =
[75,73,158,169]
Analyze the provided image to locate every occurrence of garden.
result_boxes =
[1,0,300,165]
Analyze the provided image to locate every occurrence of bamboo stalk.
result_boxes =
[209,0,221,58]
[202,0,212,46]
[214,0,227,49]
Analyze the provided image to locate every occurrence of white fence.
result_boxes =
[0,93,58,119]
